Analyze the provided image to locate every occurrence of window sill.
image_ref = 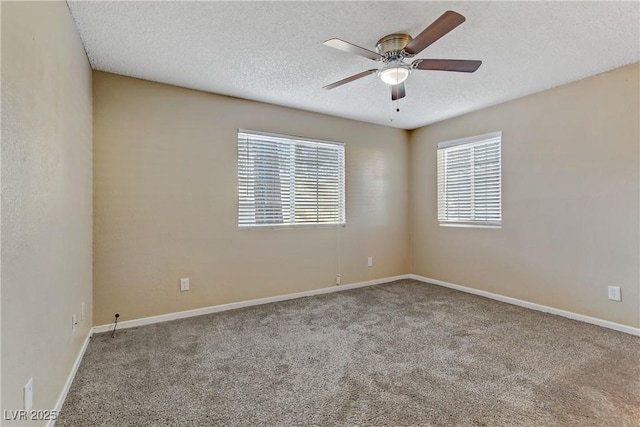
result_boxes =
[239,223,346,230]
[439,222,501,229]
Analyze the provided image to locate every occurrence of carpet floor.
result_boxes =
[57,279,640,426]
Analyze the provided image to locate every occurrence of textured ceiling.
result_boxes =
[67,1,639,130]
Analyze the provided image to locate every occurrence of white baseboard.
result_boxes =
[93,272,639,336]
[409,274,640,336]
[93,274,411,333]
[49,328,93,427]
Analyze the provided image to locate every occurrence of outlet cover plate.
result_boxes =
[608,286,621,301]
[180,278,190,292]
[24,378,33,411]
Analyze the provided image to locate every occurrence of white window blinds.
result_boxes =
[437,131,502,227]
[238,130,345,227]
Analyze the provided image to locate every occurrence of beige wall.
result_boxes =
[93,72,410,325]
[1,1,93,423]
[410,63,640,328]
[94,64,639,329]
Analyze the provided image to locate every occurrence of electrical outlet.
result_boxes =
[180,278,190,292]
[336,274,341,285]
[608,286,621,302]
[72,314,77,333]
[24,378,33,411]
[367,257,373,267]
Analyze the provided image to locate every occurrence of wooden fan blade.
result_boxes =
[404,11,466,55]
[324,38,383,61]
[412,59,482,73]
[391,82,406,101]
[323,69,378,90]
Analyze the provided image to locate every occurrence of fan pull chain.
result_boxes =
[389,96,402,122]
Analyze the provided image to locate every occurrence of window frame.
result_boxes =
[437,131,502,229]
[237,129,346,229]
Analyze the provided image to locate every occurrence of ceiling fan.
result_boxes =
[323,11,482,101]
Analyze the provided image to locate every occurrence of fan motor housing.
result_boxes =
[375,33,412,56]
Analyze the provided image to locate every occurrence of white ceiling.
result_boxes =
[67,1,639,130]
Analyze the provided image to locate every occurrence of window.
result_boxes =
[238,129,345,228]
[437,131,502,227]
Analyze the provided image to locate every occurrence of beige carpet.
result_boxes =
[57,279,640,426]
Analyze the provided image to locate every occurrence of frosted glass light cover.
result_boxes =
[379,67,409,85]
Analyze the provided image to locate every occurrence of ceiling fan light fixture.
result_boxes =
[379,66,410,85]
[322,10,481,101]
